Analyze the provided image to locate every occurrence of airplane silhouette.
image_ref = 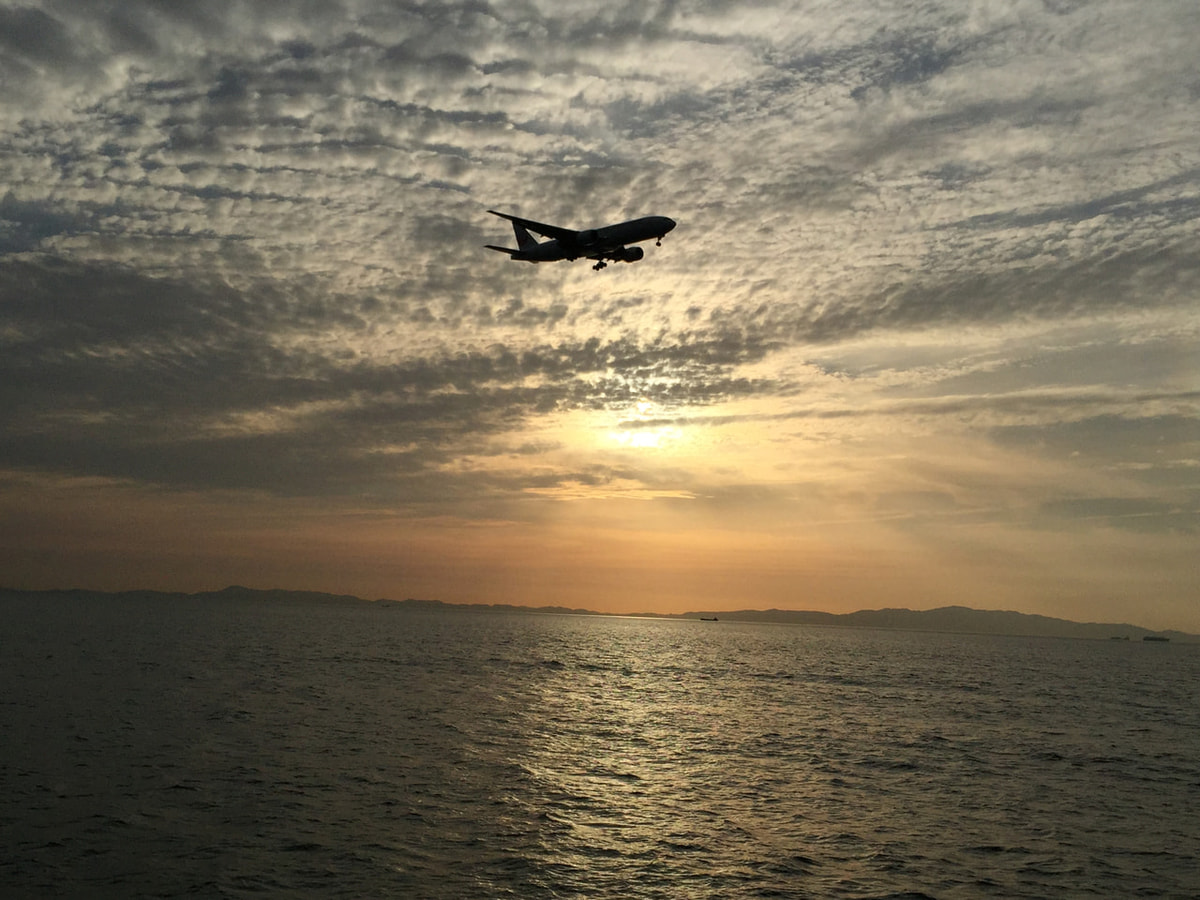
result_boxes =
[486,210,676,271]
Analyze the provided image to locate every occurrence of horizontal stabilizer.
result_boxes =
[485,244,517,255]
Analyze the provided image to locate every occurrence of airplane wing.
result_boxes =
[488,210,579,243]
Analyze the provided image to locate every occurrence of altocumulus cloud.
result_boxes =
[1,1,1198,620]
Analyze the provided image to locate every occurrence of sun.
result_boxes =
[607,400,683,450]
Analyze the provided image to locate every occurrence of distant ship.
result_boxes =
[699,616,719,622]
[1143,635,1170,642]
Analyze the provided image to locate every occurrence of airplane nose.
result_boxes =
[663,217,676,232]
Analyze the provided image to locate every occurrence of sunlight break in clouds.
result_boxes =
[1,0,1198,630]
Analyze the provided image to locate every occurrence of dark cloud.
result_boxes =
[0,0,1197,553]
[947,169,1200,234]
[0,250,783,500]
[849,30,973,99]
[0,192,90,253]
[1036,496,1199,534]
[991,414,1200,464]
[991,413,1200,533]
[0,6,76,68]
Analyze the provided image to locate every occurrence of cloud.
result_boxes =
[1036,496,1199,535]
[1,0,1198,622]
[0,252,785,504]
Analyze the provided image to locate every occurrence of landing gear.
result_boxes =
[592,260,607,271]
[656,237,663,246]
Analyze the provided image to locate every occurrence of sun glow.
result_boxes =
[607,400,683,450]
[610,424,680,450]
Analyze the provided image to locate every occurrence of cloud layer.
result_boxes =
[2,1,1197,626]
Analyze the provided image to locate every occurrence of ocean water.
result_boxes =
[2,594,1198,899]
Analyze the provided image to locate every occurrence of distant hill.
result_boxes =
[1,587,1192,642]
[673,604,1194,642]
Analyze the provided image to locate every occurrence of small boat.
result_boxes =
[699,616,719,621]
[1143,635,1170,642]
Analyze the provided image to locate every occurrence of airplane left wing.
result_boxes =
[488,210,579,243]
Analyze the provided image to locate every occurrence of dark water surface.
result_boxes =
[2,594,1198,898]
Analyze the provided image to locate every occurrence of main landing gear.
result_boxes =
[592,260,607,271]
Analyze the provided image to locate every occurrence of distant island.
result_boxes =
[661,604,1194,643]
[1,586,1193,643]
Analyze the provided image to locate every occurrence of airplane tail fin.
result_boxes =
[512,222,539,251]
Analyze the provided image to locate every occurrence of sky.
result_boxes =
[1,0,1197,629]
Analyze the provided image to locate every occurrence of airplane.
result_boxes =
[486,210,676,271]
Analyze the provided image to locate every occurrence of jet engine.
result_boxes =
[613,246,644,263]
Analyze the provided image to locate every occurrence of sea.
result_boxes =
[2,593,1198,899]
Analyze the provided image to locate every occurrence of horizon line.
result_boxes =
[3,584,1193,640]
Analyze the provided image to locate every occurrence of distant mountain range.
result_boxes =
[666,605,1194,642]
[2,586,1193,642]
